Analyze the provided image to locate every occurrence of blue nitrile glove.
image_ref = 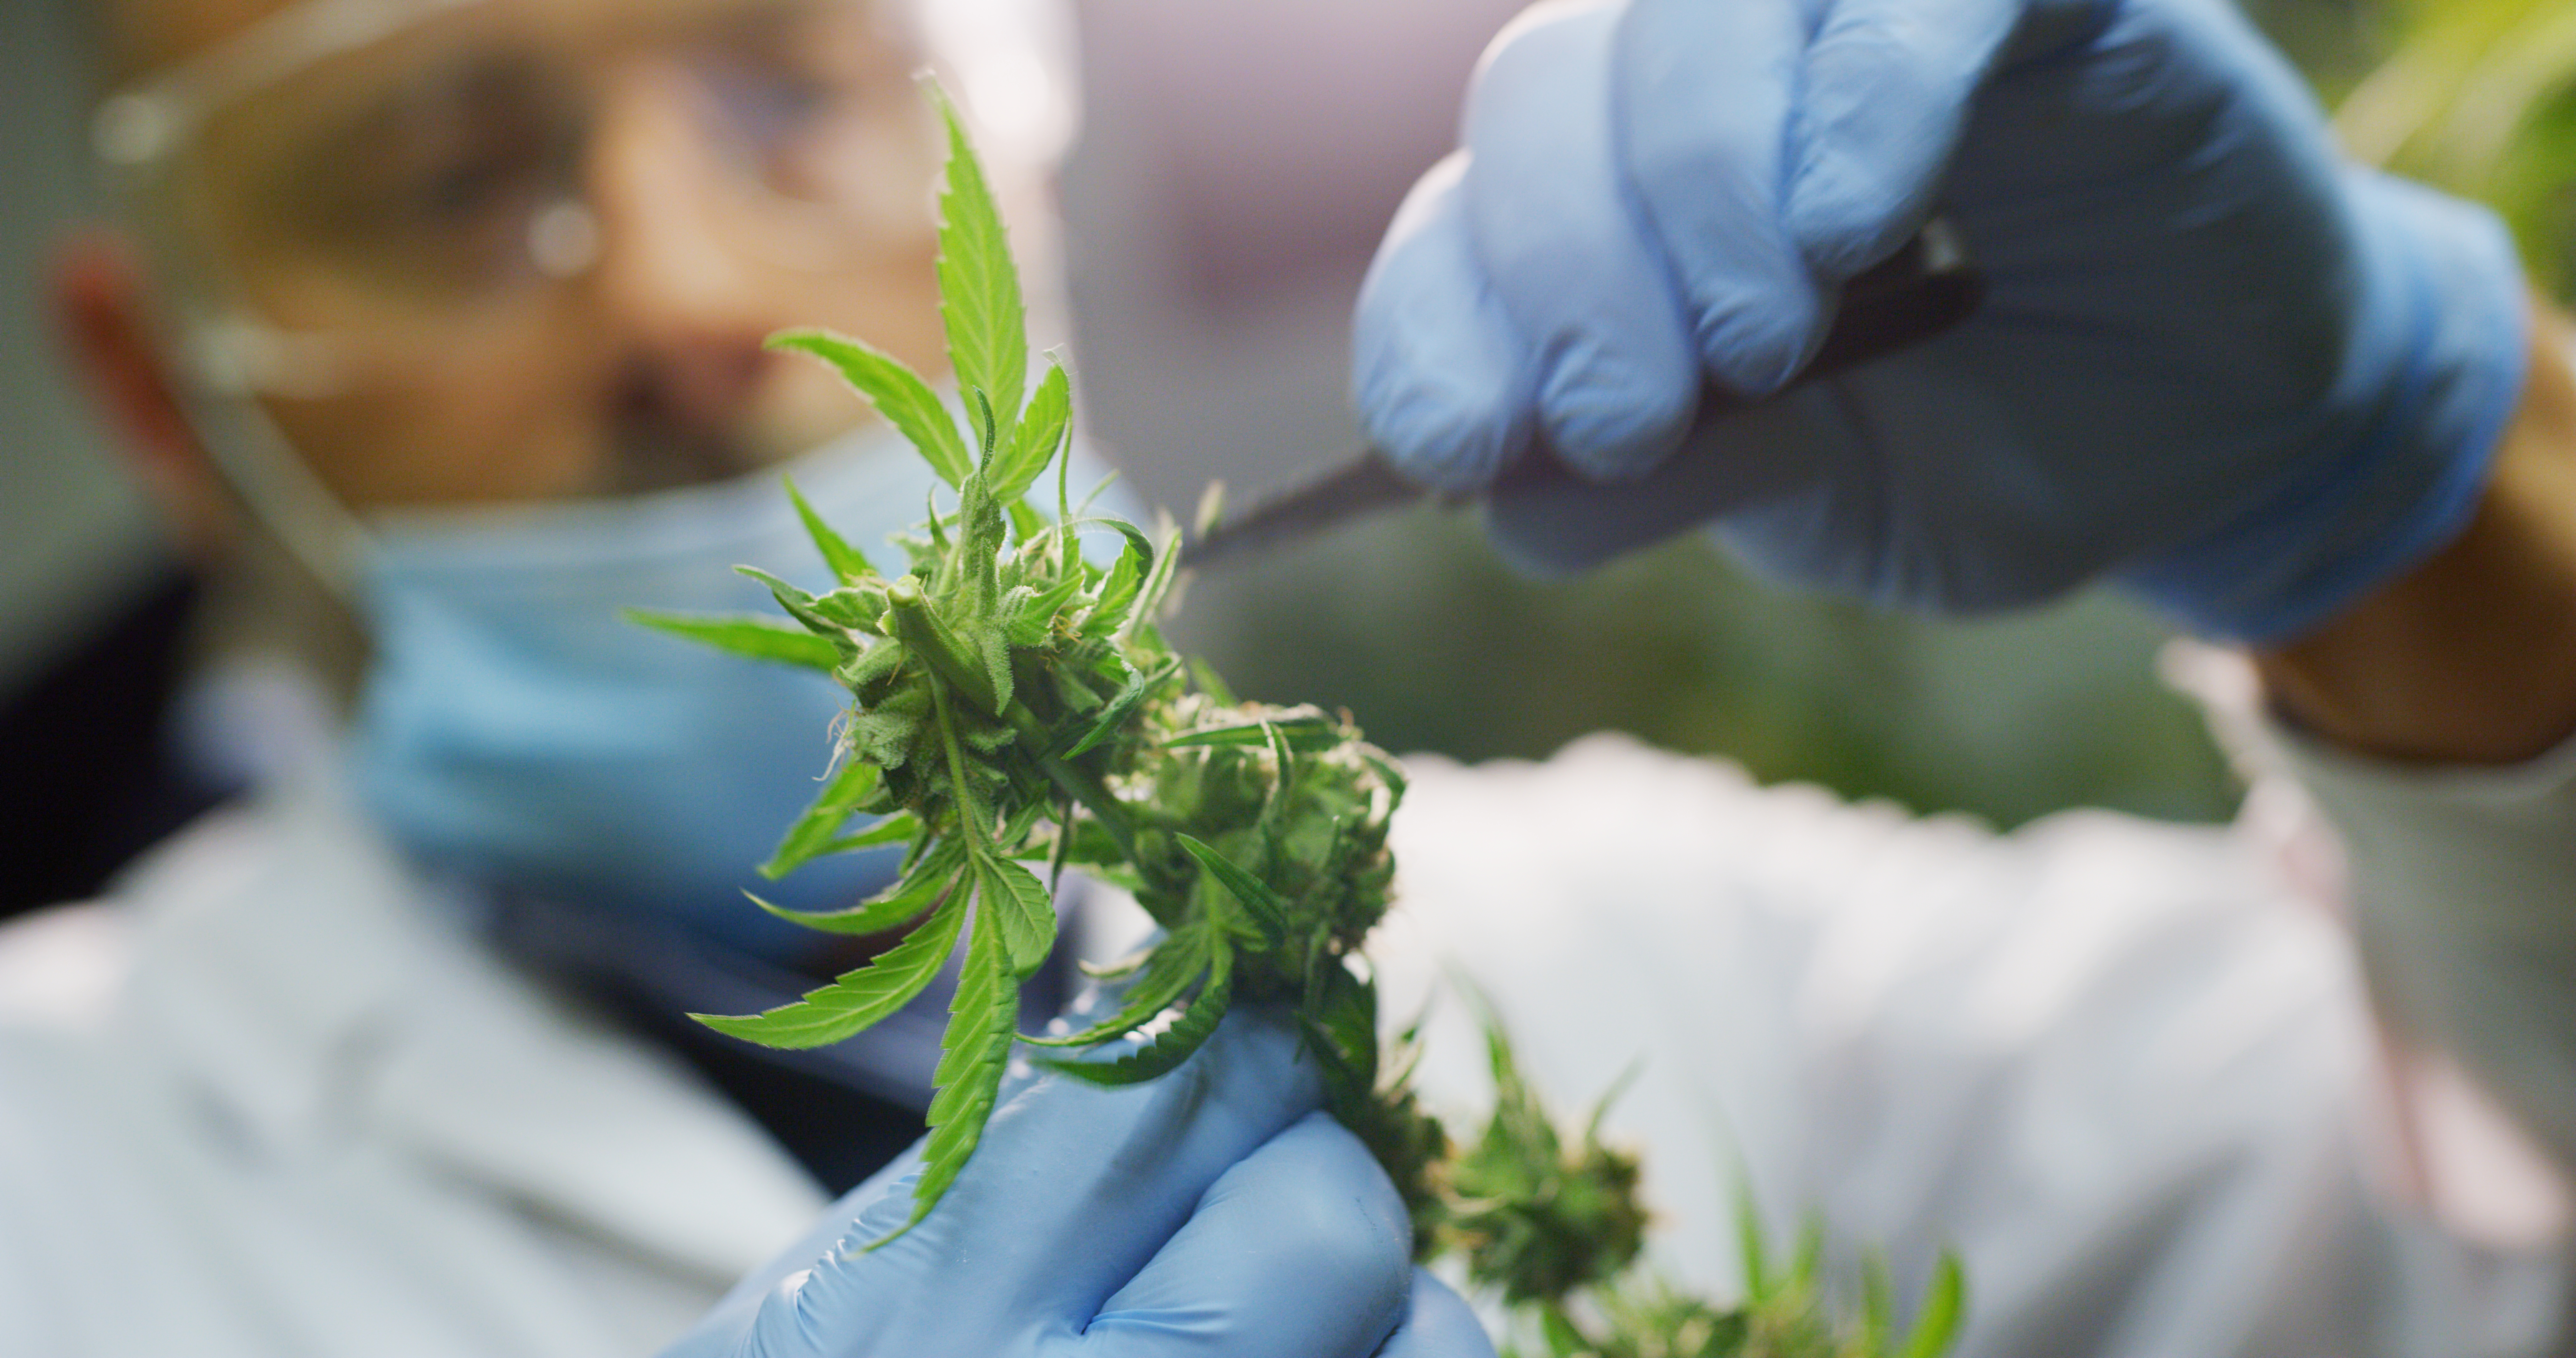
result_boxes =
[1353,0,2529,643]
[661,1006,1492,1358]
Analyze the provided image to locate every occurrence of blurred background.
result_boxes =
[6,0,2574,914]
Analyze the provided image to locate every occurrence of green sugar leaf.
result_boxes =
[1896,1253,1967,1358]
[733,565,849,642]
[689,881,968,1048]
[784,476,877,584]
[879,913,1020,1245]
[768,329,972,488]
[976,851,1058,978]
[1162,714,1340,751]
[1063,656,1180,756]
[1022,926,1212,1048]
[926,82,1026,450]
[1175,834,1292,947]
[991,361,1070,501]
[1043,944,1232,1087]
[758,759,886,879]
[622,610,841,671]
[755,834,960,937]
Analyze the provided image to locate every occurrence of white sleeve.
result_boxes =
[2271,715,2576,1174]
[1370,733,2562,1358]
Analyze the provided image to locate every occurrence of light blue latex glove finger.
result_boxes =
[1463,0,1700,480]
[1085,1111,1422,1355]
[1776,0,2029,278]
[1376,1269,1499,1358]
[1610,0,1826,395]
[1353,154,1537,494]
[664,1007,1419,1357]
[1355,0,2528,638]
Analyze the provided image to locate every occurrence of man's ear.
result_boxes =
[51,229,238,555]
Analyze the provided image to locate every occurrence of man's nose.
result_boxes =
[583,62,777,428]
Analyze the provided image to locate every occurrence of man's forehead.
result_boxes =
[97,0,771,89]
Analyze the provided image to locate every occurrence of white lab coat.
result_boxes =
[2,656,2570,1357]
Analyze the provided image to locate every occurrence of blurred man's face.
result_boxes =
[115,0,950,511]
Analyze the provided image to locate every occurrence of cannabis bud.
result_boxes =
[633,76,1961,1358]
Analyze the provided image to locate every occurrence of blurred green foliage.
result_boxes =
[2337,0,2576,297]
[1173,514,2240,831]
[1176,0,2575,833]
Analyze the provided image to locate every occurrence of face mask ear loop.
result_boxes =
[166,298,378,606]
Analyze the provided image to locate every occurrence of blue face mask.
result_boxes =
[347,429,938,957]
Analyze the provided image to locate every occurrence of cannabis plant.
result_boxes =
[633,80,1960,1357]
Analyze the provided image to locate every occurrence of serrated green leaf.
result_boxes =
[1125,520,1183,640]
[812,814,924,858]
[1163,715,1340,751]
[689,880,967,1048]
[1043,944,1232,1086]
[991,361,1069,500]
[1023,927,1212,1048]
[1084,539,1143,641]
[1175,833,1292,947]
[767,329,972,487]
[758,836,959,935]
[1896,1253,1967,1358]
[622,610,841,671]
[733,565,848,641]
[784,476,877,584]
[1063,656,1180,756]
[876,910,1019,1245]
[976,852,1057,978]
[758,758,885,879]
[926,83,1025,451]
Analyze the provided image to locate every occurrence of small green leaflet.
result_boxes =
[926,82,1026,453]
[1042,944,1233,1087]
[767,330,973,487]
[990,361,1070,502]
[1021,925,1212,1049]
[1175,834,1292,947]
[690,881,967,1049]
[622,610,839,671]
[759,758,885,879]
[1063,656,1180,756]
[754,832,959,937]
[784,476,876,584]
[734,565,854,644]
[1163,715,1340,751]
[975,851,1057,978]
[1896,1255,1967,1358]
[881,908,1019,1245]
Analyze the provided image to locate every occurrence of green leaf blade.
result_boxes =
[1042,945,1233,1087]
[757,836,958,935]
[991,361,1069,501]
[758,760,887,879]
[1175,834,1293,947]
[926,83,1026,450]
[976,852,1058,979]
[1063,656,1181,756]
[767,329,972,487]
[784,476,877,584]
[1896,1253,1968,1358]
[622,610,841,671]
[689,883,968,1049]
[876,912,1020,1246]
[1021,927,1211,1048]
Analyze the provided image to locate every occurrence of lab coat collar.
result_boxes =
[115,769,826,1282]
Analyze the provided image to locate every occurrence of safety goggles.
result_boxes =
[94,0,936,397]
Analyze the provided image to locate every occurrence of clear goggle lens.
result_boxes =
[103,0,936,366]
